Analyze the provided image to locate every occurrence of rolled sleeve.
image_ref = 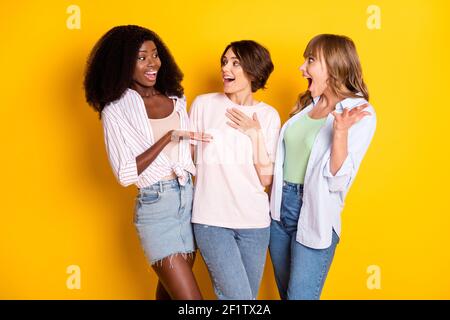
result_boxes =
[322,107,376,193]
[323,153,353,192]
[117,158,139,187]
[188,97,200,146]
[264,111,281,163]
[102,113,139,187]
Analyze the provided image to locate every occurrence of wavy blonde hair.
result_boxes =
[290,34,369,117]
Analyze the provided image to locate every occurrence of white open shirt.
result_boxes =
[270,95,377,249]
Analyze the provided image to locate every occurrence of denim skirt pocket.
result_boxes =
[138,190,161,205]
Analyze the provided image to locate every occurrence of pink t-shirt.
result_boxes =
[189,93,281,228]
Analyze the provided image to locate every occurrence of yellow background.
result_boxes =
[1,0,449,299]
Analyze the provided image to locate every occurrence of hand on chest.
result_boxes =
[199,107,257,164]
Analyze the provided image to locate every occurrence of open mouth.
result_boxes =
[223,75,236,84]
[307,77,312,89]
[144,71,157,81]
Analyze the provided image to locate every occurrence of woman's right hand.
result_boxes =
[332,104,371,132]
[170,130,213,142]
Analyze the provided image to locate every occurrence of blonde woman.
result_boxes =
[269,34,377,300]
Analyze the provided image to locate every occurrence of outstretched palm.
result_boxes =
[332,103,371,131]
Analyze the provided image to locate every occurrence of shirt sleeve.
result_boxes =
[101,112,139,187]
[323,107,377,193]
[264,110,281,163]
[188,96,201,146]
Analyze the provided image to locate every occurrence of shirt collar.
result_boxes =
[312,92,365,112]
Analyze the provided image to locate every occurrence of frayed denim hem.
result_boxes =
[150,250,196,269]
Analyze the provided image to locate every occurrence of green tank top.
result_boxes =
[283,113,327,184]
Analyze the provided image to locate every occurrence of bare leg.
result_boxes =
[155,280,171,300]
[152,252,202,300]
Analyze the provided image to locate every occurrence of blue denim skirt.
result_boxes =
[134,174,195,266]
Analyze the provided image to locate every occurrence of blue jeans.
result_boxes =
[193,224,270,300]
[269,181,339,300]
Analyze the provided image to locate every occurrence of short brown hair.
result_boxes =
[221,40,274,92]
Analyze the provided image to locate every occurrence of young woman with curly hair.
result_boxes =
[84,25,211,300]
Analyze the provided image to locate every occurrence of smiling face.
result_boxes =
[132,40,161,88]
[299,50,329,98]
[221,48,252,95]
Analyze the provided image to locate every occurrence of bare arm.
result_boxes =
[248,129,274,187]
[226,108,273,187]
[330,129,348,175]
[330,104,371,175]
[137,130,212,175]
[136,130,174,175]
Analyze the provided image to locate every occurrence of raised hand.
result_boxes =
[331,103,371,132]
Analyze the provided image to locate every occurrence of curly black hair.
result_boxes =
[84,25,184,117]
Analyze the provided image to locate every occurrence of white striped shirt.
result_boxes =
[101,88,195,188]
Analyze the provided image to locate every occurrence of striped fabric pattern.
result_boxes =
[101,88,195,188]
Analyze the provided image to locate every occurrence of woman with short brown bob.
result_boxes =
[188,40,281,300]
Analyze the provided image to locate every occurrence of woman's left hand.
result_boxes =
[225,108,261,137]
[332,103,371,132]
